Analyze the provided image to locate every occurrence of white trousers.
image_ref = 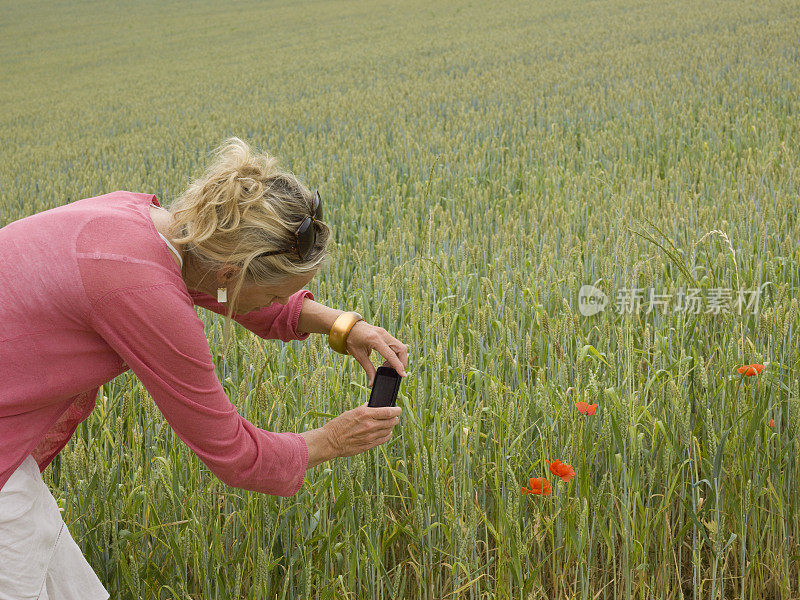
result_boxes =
[0,455,109,600]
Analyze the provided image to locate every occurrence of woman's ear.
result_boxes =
[217,264,242,285]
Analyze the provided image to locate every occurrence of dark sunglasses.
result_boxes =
[258,190,322,261]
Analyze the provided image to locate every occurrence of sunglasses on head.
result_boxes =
[258,189,322,261]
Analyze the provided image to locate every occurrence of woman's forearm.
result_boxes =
[295,299,349,469]
[297,297,345,335]
[294,299,346,469]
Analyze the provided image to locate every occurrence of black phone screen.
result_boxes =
[368,367,400,408]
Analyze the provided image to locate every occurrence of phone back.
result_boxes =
[368,366,401,407]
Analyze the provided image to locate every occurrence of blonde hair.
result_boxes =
[165,137,331,345]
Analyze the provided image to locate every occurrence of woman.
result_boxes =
[0,137,407,599]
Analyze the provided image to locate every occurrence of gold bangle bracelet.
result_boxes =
[328,311,364,355]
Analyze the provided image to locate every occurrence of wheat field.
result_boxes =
[1,0,799,598]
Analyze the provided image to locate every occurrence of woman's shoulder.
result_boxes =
[75,191,187,309]
[1,190,158,237]
[73,190,160,220]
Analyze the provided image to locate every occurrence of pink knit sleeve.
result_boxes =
[188,289,314,342]
[88,282,308,496]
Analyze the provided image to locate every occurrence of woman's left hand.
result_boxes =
[345,321,409,386]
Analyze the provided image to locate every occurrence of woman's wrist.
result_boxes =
[328,311,363,354]
[299,427,338,469]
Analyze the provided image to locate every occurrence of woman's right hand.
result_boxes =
[300,404,402,468]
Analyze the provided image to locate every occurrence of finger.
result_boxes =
[377,341,407,376]
[371,417,398,433]
[387,338,409,370]
[367,423,392,438]
[368,406,402,420]
[376,417,400,431]
[392,344,409,371]
[369,429,393,444]
[379,327,408,372]
[352,349,377,386]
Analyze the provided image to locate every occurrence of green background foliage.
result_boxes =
[2,0,799,597]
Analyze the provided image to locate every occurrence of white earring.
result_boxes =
[217,287,227,303]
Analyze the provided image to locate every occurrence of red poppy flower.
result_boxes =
[736,364,765,376]
[521,477,552,495]
[575,401,598,415]
[547,459,575,482]
[769,419,775,428]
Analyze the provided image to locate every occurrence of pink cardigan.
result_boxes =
[0,191,312,496]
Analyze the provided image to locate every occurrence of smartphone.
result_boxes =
[368,366,402,408]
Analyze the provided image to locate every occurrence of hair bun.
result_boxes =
[169,136,330,279]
